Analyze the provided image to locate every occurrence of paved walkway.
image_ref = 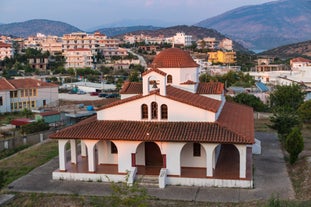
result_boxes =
[5,132,295,203]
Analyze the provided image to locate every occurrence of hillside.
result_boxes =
[94,25,161,37]
[113,25,250,52]
[195,0,311,50]
[259,40,311,58]
[0,19,82,37]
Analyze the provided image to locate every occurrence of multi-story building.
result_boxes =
[0,42,14,60]
[62,32,99,55]
[208,51,236,64]
[0,78,58,113]
[196,37,217,50]
[63,48,93,69]
[41,36,63,55]
[172,32,192,47]
[28,58,49,71]
[219,38,233,51]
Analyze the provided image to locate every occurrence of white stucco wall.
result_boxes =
[0,91,11,113]
[97,94,216,122]
[136,142,146,165]
[37,87,59,107]
[180,143,206,168]
[97,140,118,164]
[160,67,199,84]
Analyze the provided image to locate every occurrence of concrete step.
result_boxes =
[135,175,159,187]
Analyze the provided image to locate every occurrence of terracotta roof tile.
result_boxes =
[152,48,199,68]
[166,85,221,112]
[8,78,58,89]
[142,68,167,77]
[101,85,221,112]
[0,78,15,90]
[217,101,254,144]
[119,81,143,94]
[291,57,311,63]
[181,80,196,85]
[197,82,224,94]
[49,120,253,144]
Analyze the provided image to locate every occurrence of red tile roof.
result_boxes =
[39,111,60,116]
[49,119,253,144]
[119,81,143,94]
[181,80,196,85]
[166,85,221,112]
[197,82,224,94]
[101,85,221,112]
[0,78,15,90]
[152,48,199,68]
[142,68,167,77]
[217,101,254,143]
[0,42,11,48]
[8,78,58,89]
[291,57,311,63]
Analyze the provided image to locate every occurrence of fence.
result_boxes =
[0,129,56,151]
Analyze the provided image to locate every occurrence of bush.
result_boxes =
[285,127,304,164]
[21,120,49,134]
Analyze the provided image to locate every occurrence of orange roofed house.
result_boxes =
[50,48,254,188]
[0,78,58,113]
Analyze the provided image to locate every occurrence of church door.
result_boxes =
[145,142,163,166]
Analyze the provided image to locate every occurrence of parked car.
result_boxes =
[90,92,99,96]
[106,93,119,98]
[98,93,108,98]
[77,90,86,95]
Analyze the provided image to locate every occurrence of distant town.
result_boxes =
[0,27,311,206]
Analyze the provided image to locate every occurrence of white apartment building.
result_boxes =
[63,48,94,69]
[62,32,99,55]
[172,32,192,47]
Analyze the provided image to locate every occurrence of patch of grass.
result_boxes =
[0,140,58,187]
[0,144,31,160]
[254,119,274,132]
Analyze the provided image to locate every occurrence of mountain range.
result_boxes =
[0,0,310,52]
[195,0,311,50]
[0,19,81,37]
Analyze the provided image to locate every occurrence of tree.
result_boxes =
[270,84,305,112]
[233,93,267,112]
[297,100,311,123]
[128,70,140,82]
[269,109,301,143]
[285,127,304,164]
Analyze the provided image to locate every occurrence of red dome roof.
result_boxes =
[152,48,199,68]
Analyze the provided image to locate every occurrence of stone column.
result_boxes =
[236,145,247,178]
[81,140,87,157]
[70,139,77,164]
[58,139,68,171]
[203,144,218,177]
[84,140,99,172]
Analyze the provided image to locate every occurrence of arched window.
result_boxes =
[141,104,148,119]
[151,102,158,119]
[161,104,168,120]
[167,75,172,84]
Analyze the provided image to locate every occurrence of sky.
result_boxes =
[0,0,275,30]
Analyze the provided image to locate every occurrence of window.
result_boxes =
[161,104,168,120]
[111,142,118,154]
[21,90,25,97]
[10,91,17,98]
[193,143,201,157]
[141,104,148,119]
[167,75,172,84]
[33,89,37,96]
[0,97,2,106]
[151,102,158,119]
[43,100,46,106]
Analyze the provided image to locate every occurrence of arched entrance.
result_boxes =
[145,142,163,167]
[214,144,240,179]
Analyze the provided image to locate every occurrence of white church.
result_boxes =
[50,48,254,188]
